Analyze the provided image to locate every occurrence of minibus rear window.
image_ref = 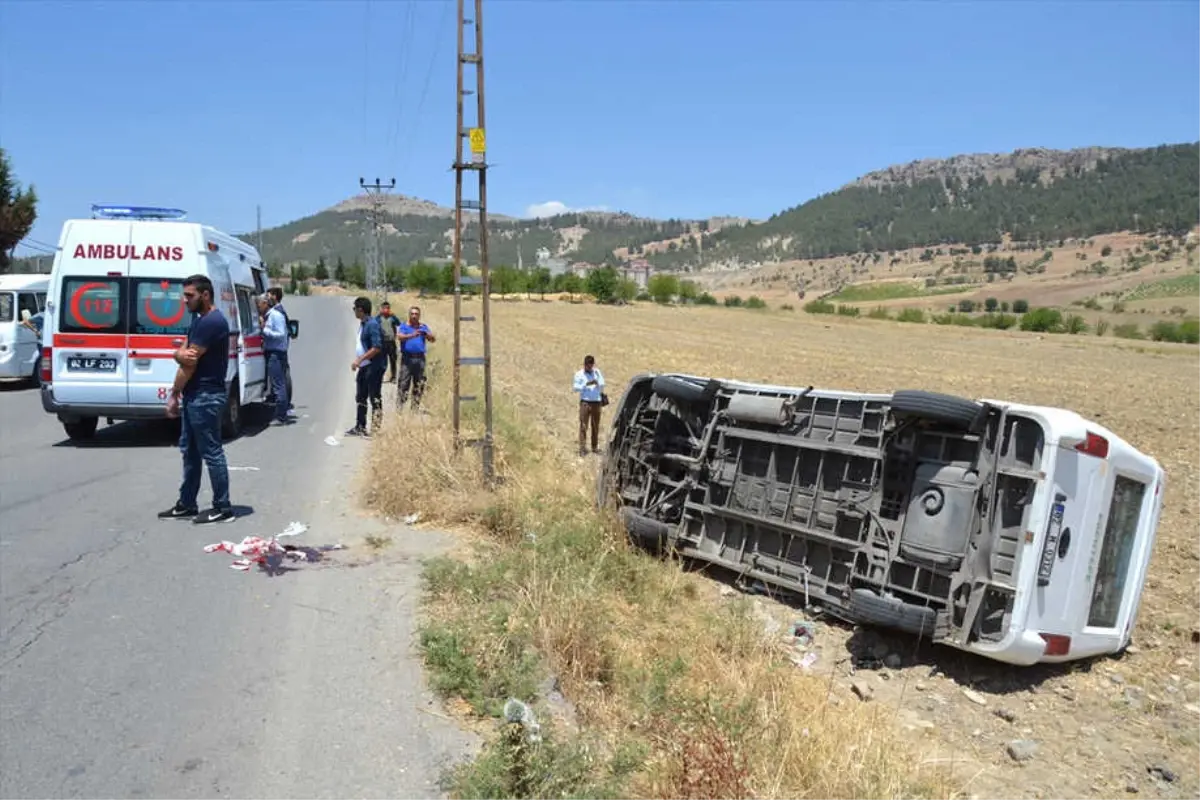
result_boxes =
[1087,475,1147,629]
[60,278,124,334]
[132,279,191,335]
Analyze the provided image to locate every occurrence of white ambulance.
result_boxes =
[38,205,294,441]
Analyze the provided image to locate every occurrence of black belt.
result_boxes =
[402,351,426,358]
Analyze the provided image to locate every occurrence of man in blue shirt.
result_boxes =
[259,293,291,425]
[396,304,436,410]
[572,354,606,456]
[347,295,385,437]
[159,273,235,524]
[265,286,295,415]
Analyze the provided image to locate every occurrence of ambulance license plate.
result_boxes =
[68,356,118,372]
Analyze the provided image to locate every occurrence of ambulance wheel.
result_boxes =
[63,417,98,441]
[222,380,243,440]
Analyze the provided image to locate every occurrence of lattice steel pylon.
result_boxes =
[359,177,395,297]
[451,0,495,483]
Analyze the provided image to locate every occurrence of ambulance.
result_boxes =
[38,205,296,441]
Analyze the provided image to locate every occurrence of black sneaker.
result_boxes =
[193,507,236,525]
[345,426,369,437]
[158,503,199,520]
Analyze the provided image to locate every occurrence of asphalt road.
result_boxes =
[0,295,476,799]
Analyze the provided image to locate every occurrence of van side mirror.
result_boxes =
[288,319,300,339]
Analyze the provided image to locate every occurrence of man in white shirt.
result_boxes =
[572,354,606,456]
[259,294,291,425]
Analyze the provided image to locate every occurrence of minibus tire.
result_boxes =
[222,381,243,440]
[848,588,938,637]
[890,389,983,430]
[63,417,98,441]
[651,375,719,406]
[31,355,41,387]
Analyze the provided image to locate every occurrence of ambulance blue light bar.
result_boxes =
[91,205,188,221]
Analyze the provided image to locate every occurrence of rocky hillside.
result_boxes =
[237,141,1196,272]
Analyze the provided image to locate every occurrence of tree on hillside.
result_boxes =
[335,256,347,283]
[0,148,38,273]
[615,278,638,304]
[492,264,525,296]
[314,256,329,281]
[678,279,699,303]
[527,266,552,299]
[407,262,442,295]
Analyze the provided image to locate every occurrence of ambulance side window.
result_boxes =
[235,289,256,334]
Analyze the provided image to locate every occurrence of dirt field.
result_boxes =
[382,294,1200,799]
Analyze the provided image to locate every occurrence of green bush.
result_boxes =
[1112,323,1143,340]
[867,306,890,320]
[695,292,717,306]
[894,308,926,324]
[803,299,836,315]
[1182,319,1200,344]
[1012,299,1030,313]
[835,304,860,317]
[1063,314,1089,335]
[745,295,768,309]
[636,291,652,302]
[723,295,743,308]
[931,312,976,327]
[978,312,1017,330]
[1149,320,1200,343]
[1019,308,1063,333]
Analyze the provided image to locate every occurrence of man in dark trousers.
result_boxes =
[397,304,435,410]
[265,286,295,415]
[376,301,400,383]
[572,354,606,456]
[159,274,235,524]
[347,296,384,437]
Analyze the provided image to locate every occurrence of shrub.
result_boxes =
[723,295,743,308]
[835,304,860,317]
[695,292,717,306]
[1019,308,1063,333]
[1012,299,1029,313]
[636,291,652,302]
[1112,323,1143,340]
[1182,319,1200,344]
[1063,314,1089,335]
[983,297,998,312]
[866,306,890,320]
[931,312,976,327]
[1148,320,1200,343]
[744,295,768,309]
[894,308,926,324]
[978,312,1017,330]
[803,299,836,315]
[1095,319,1110,337]
[957,299,976,313]
[779,303,794,311]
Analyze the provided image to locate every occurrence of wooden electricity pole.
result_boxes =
[451,0,495,483]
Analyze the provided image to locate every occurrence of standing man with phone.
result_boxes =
[347,296,385,437]
[397,305,435,410]
[572,354,606,456]
[159,274,235,525]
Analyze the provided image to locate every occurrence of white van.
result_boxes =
[0,274,50,384]
[598,373,1167,666]
[39,205,296,441]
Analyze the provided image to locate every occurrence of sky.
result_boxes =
[2,0,1198,258]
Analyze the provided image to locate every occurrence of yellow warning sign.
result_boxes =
[469,127,486,154]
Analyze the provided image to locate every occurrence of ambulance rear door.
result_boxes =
[125,222,197,408]
[49,221,132,406]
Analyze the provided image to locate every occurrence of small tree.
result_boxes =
[957,299,976,313]
[984,297,998,312]
[584,266,620,304]
[527,267,552,299]
[560,272,583,301]
[678,279,699,303]
[335,256,347,283]
[1012,299,1029,314]
[0,148,38,273]
[615,278,638,303]
[647,273,679,304]
[314,256,329,281]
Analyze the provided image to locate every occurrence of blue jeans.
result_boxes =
[266,350,289,421]
[355,360,384,430]
[179,390,231,511]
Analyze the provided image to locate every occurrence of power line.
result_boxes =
[451,0,495,484]
[396,0,453,180]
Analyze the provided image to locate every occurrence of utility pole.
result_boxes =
[451,0,495,483]
[359,177,396,297]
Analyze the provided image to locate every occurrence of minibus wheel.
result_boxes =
[63,417,99,441]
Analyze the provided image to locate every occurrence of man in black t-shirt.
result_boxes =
[159,273,236,525]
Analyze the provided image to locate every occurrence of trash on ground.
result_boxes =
[203,523,345,576]
[790,650,818,671]
[502,698,542,743]
[324,436,339,446]
[792,620,815,648]
[403,513,421,525]
[276,521,308,538]
[228,466,261,472]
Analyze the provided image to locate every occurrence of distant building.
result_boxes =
[535,246,570,277]
[620,258,653,290]
[570,261,595,279]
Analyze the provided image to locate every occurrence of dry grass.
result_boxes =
[362,294,1199,799]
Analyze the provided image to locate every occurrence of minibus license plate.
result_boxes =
[68,356,118,372]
